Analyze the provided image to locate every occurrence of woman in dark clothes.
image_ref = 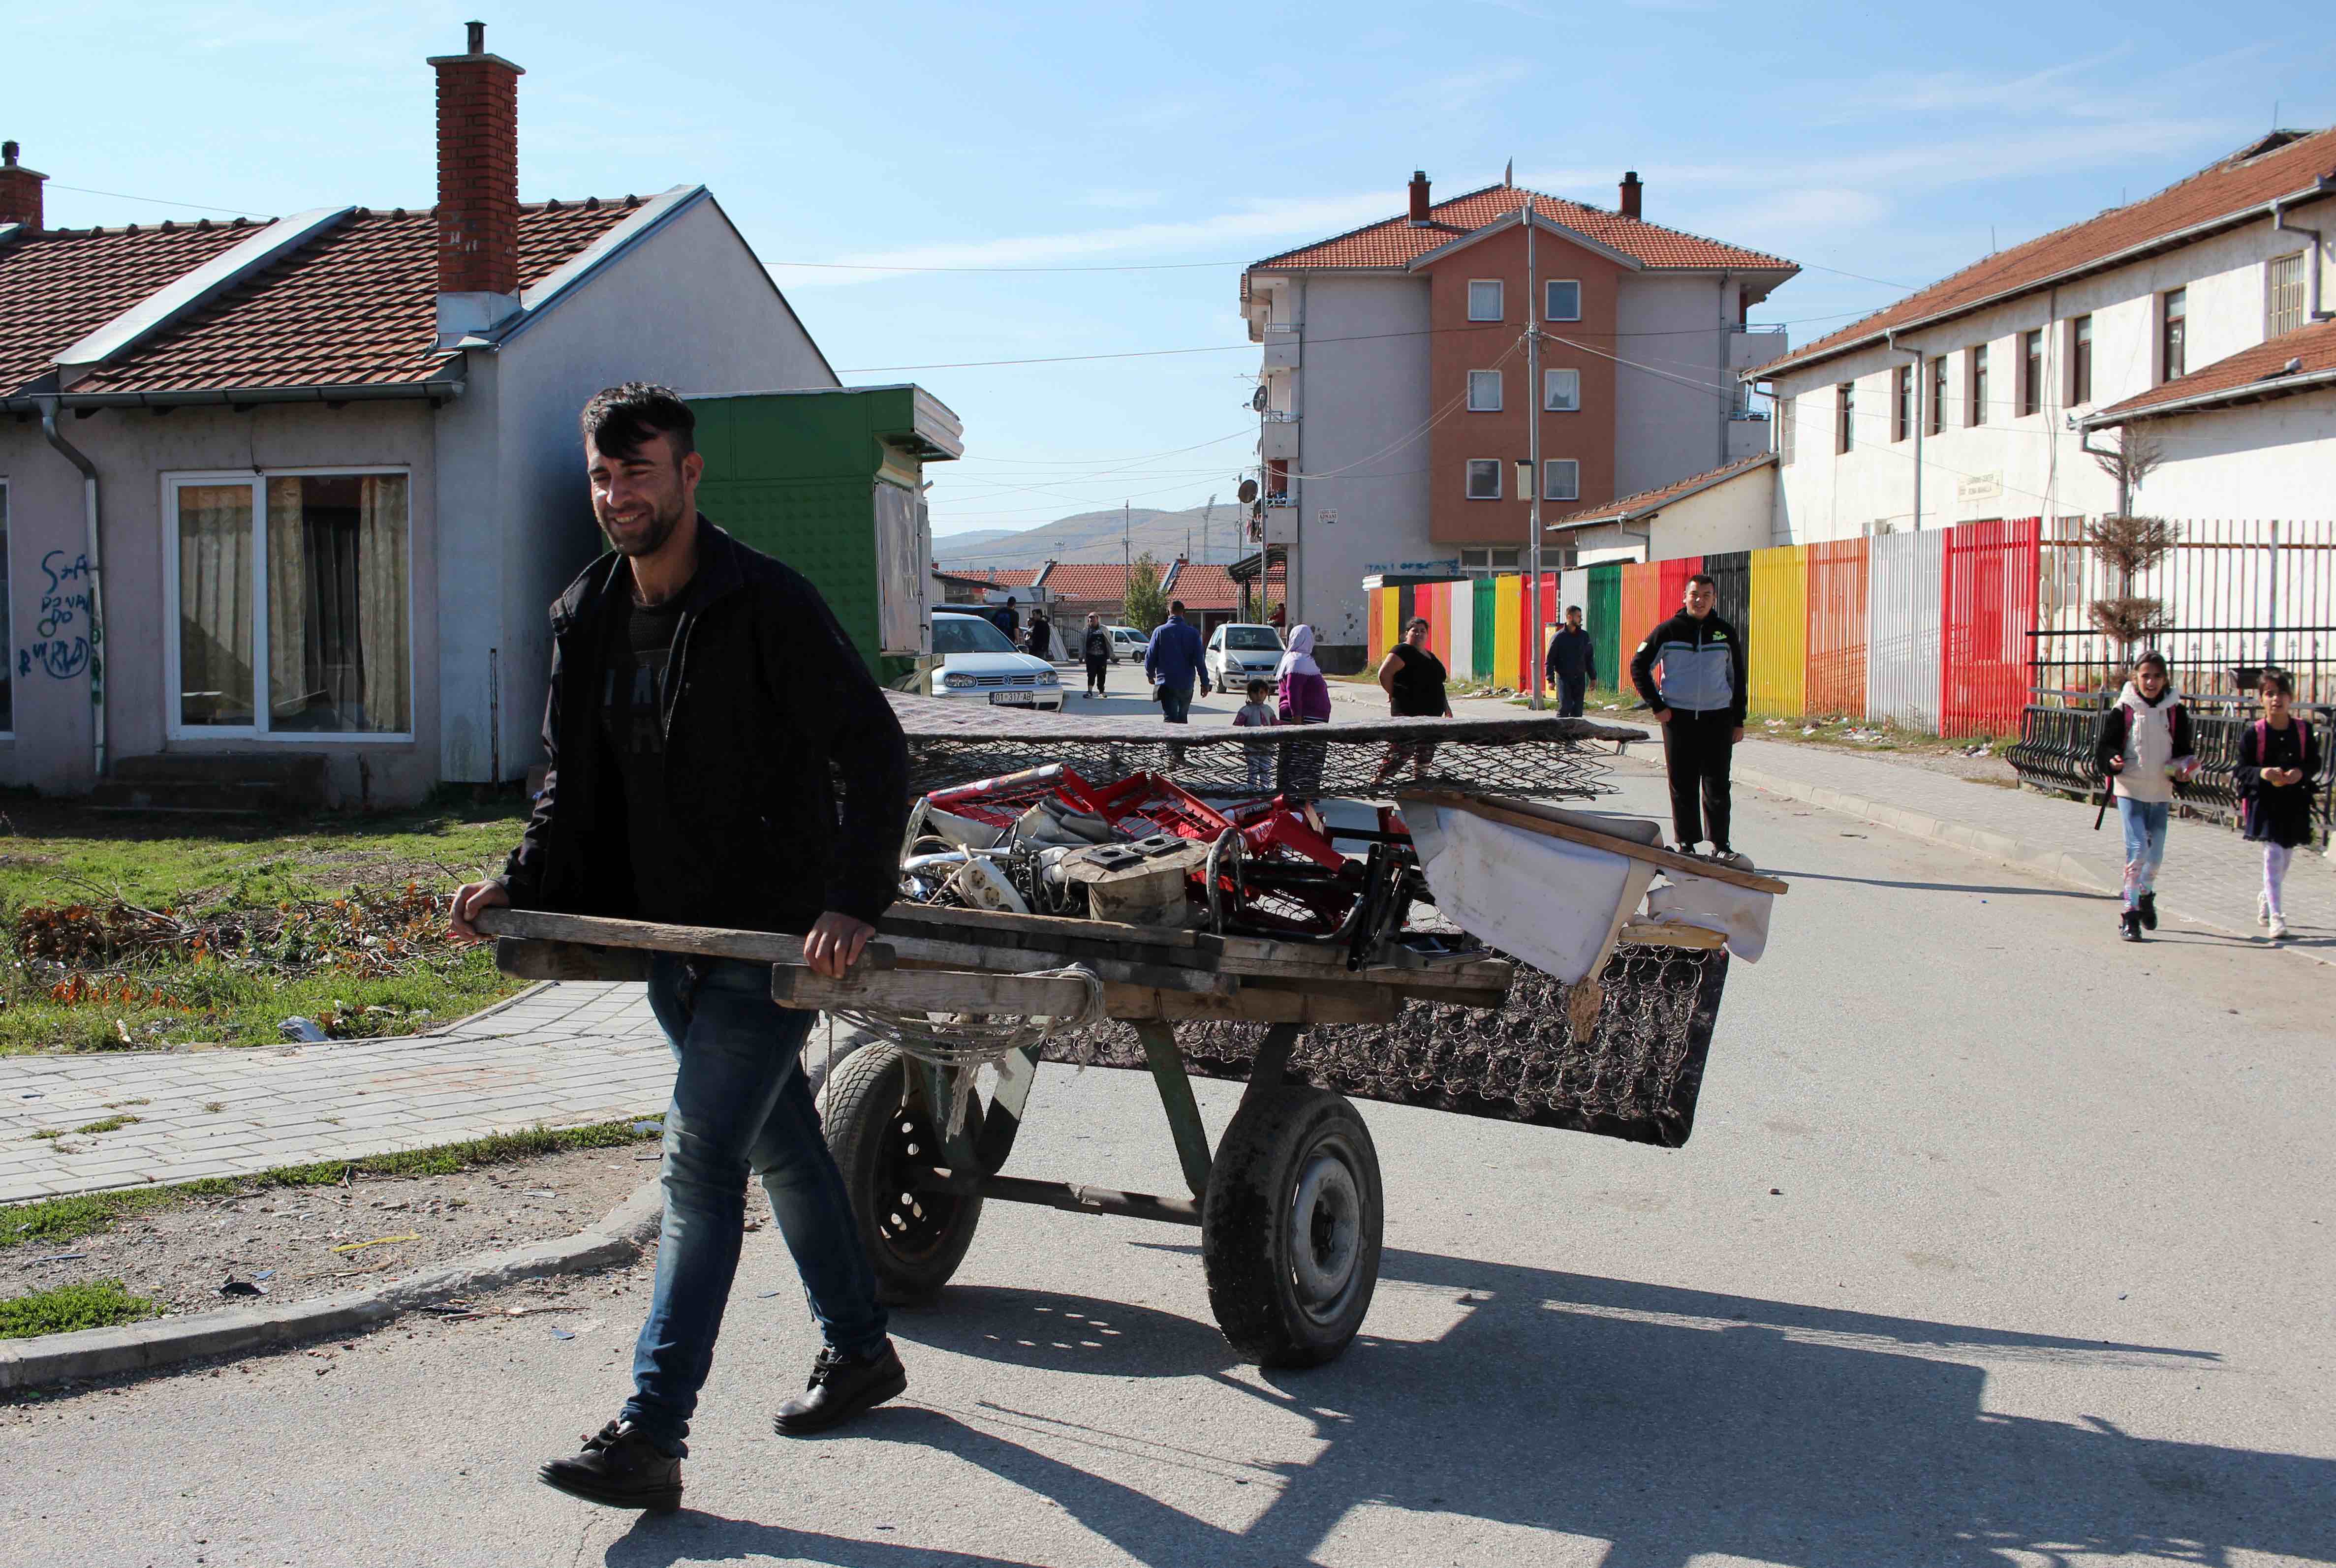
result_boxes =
[2236,669,2321,943]
[1371,617,1451,786]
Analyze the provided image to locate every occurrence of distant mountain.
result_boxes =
[933,503,1250,572]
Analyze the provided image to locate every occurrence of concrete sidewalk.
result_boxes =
[0,981,669,1206]
[1710,737,2334,956]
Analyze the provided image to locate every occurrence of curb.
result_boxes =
[0,1175,665,1392]
[1727,762,2335,965]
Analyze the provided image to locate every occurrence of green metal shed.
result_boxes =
[687,385,964,679]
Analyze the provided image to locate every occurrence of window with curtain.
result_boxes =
[1466,369,1503,410]
[1543,460,1580,501]
[1929,356,1947,434]
[172,472,410,736]
[1544,369,1580,411]
[1467,280,1503,321]
[1465,459,1502,499]
[2160,288,2185,381]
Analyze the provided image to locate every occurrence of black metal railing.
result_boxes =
[2009,692,2335,844]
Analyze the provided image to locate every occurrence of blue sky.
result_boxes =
[14,1,2334,563]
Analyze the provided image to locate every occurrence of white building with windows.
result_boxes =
[1752,129,2336,539]
[0,28,839,804]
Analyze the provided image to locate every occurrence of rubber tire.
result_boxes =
[817,1043,984,1305]
[1202,1085,1384,1368]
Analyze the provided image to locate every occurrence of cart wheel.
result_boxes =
[818,1044,983,1305]
[1202,1086,1383,1367]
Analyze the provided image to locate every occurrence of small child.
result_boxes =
[1233,678,1280,795]
[2092,650,2199,942]
[2237,668,2320,942]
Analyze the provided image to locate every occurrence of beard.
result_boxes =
[599,493,685,558]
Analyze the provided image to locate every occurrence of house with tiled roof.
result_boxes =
[1241,167,1798,669]
[0,25,842,804]
[1544,454,1776,563]
[1748,128,2336,539]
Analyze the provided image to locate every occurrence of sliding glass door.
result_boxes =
[167,472,411,739]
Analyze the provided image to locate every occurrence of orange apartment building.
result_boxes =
[1242,170,1798,668]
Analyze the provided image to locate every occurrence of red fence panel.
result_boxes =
[1942,518,2041,737]
[1657,555,1703,617]
[1805,539,1869,717]
[1619,561,1663,685]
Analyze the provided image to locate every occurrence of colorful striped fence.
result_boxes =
[1361,517,2050,736]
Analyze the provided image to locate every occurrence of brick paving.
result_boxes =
[0,983,669,1206]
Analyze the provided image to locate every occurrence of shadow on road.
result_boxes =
[605,1245,2333,1568]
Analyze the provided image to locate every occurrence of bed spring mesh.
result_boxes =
[1045,944,1729,1148]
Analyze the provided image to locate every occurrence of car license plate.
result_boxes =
[990,691,1037,706]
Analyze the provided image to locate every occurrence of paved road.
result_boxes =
[7,768,2331,1567]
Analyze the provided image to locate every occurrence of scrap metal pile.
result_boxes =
[900,764,1442,969]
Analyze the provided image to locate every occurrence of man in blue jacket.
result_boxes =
[1628,573,1749,865]
[1143,599,1211,723]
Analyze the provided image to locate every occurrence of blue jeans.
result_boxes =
[2117,797,2170,908]
[621,954,885,1455]
[1159,681,1193,723]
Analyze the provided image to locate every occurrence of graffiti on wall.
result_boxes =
[17,551,95,681]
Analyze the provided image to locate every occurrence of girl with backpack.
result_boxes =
[2091,651,2199,943]
[2236,669,2320,942]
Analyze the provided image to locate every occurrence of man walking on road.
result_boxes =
[1547,604,1596,717]
[1629,573,1749,865]
[1144,599,1210,723]
[450,384,911,1514]
[1080,612,1112,697]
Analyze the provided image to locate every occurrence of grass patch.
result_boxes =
[70,1115,140,1135]
[28,1129,63,1142]
[0,1118,661,1251]
[0,1278,165,1340]
[0,794,533,1056]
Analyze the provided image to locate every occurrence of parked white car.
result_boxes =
[1106,625,1149,662]
[1205,623,1287,691]
[930,610,1063,711]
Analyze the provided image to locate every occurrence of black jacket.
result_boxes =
[499,520,908,932]
[1546,626,1596,684]
[2090,695,2195,781]
[1628,611,1746,728]
[2236,715,2321,847]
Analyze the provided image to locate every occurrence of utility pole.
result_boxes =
[1524,195,1545,710]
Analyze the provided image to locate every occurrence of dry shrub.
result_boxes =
[2082,515,2181,580]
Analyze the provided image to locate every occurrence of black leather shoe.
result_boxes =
[773,1341,907,1435]
[538,1419,682,1511]
[2138,892,2158,930]
[2119,909,2144,943]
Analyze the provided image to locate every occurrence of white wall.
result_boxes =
[1612,273,1737,495]
[1278,274,1434,667]
[1769,191,2336,541]
[0,400,441,800]
[2125,389,2336,517]
[441,194,841,783]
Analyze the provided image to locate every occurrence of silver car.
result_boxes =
[1205,623,1286,692]
[930,611,1063,711]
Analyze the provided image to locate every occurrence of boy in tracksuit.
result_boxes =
[1629,573,1749,865]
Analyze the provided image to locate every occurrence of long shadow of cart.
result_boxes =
[606,1244,2333,1568]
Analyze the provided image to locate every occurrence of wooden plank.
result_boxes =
[882,902,1200,950]
[1401,789,1789,894]
[772,964,1097,1015]
[1101,983,1399,1025]
[890,943,1234,997]
[494,938,651,983]
[1619,921,1729,951]
[475,908,900,967]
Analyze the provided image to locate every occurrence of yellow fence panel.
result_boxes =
[1746,545,1807,718]
[1493,575,1521,689]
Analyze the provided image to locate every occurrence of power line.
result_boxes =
[45,182,271,218]
[760,254,1242,273]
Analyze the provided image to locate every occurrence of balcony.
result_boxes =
[1262,322,1301,371]
[1726,409,1771,462]
[1259,411,1298,460]
[1728,323,1789,373]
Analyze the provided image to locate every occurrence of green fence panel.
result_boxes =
[1588,562,1622,690]
[1472,578,1496,681]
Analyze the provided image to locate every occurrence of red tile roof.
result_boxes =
[1250,184,1794,277]
[1034,562,1134,600]
[1757,129,2336,379]
[933,566,1041,588]
[68,200,635,394]
[0,220,255,394]
[2087,317,2336,424]
[1160,559,1284,611]
[1546,453,1775,527]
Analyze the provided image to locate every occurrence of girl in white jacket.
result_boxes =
[2091,651,2199,942]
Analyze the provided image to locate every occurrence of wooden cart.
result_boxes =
[478,902,1529,1367]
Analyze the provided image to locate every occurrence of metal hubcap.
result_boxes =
[1287,1141,1363,1322]
[876,1103,965,1261]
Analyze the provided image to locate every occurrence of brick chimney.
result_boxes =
[1619,170,1643,220]
[0,142,45,231]
[428,22,525,342]
[1408,170,1431,225]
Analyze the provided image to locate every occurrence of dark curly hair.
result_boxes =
[580,382,695,463]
